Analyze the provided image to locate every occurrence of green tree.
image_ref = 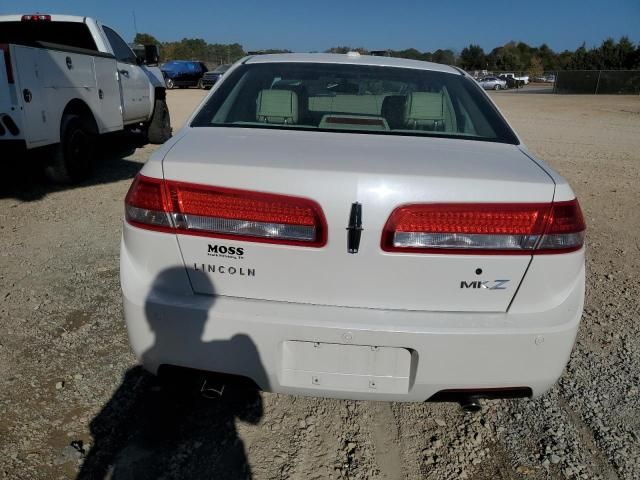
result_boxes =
[390,48,429,61]
[459,44,486,70]
[133,33,159,45]
[537,43,558,70]
[616,37,637,68]
[325,46,352,54]
[431,49,456,65]
[528,56,544,77]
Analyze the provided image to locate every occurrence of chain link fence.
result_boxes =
[554,70,640,94]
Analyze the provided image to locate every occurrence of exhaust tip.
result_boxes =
[459,396,482,413]
[427,387,533,409]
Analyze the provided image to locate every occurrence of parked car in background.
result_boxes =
[499,72,529,86]
[201,63,231,89]
[0,13,171,183]
[477,76,507,90]
[121,53,586,408]
[161,60,208,89]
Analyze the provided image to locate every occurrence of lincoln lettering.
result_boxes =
[193,263,256,277]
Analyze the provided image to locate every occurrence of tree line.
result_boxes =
[458,37,639,73]
[133,33,640,72]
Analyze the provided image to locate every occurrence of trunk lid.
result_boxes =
[163,128,554,312]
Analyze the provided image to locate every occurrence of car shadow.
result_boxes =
[77,267,268,479]
[0,135,147,202]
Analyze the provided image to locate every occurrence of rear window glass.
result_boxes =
[212,64,230,73]
[0,21,97,51]
[191,62,519,144]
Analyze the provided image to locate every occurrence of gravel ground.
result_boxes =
[0,89,639,479]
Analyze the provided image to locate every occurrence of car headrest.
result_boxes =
[404,91,445,127]
[256,89,299,124]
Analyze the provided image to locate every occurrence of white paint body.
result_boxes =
[121,54,584,401]
[0,15,162,149]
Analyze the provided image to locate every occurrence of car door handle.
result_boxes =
[119,69,129,78]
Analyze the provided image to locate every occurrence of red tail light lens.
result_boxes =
[0,44,13,84]
[125,175,327,247]
[537,200,585,253]
[124,175,173,232]
[382,200,584,254]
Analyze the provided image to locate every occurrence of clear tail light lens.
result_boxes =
[125,175,327,247]
[382,200,585,255]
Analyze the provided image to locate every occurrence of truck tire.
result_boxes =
[44,115,95,184]
[147,99,172,144]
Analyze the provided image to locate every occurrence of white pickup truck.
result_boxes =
[499,72,530,86]
[0,14,172,182]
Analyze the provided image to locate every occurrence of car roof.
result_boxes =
[243,53,462,75]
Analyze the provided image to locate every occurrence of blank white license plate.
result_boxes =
[281,341,412,394]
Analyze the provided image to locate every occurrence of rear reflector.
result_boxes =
[0,44,13,84]
[382,200,585,254]
[125,175,327,247]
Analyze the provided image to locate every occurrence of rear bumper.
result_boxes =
[121,248,584,402]
[0,138,27,153]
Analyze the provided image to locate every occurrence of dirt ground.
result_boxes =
[1,89,639,480]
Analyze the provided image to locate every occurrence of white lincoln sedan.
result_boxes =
[120,53,585,408]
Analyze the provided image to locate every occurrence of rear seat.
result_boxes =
[256,89,299,124]
[308,94,390,116]
[258,90,458,131]
[404,91,457,131]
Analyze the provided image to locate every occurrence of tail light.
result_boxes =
[382,200,585,255]
[0,44,13,84]
[125,175,327,247]
[21,14,52,22]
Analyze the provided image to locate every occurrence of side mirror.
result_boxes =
[143,44,160,66]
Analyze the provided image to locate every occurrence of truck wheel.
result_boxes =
[44,115,95,184]
[147,99,172,144]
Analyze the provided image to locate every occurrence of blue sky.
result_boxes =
[1,0,638,52]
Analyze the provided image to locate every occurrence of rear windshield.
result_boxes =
[191,62,519,144]
[212,64,230,73]
[0,21,97,51]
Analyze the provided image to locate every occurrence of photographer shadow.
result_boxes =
[78,267,268,479]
